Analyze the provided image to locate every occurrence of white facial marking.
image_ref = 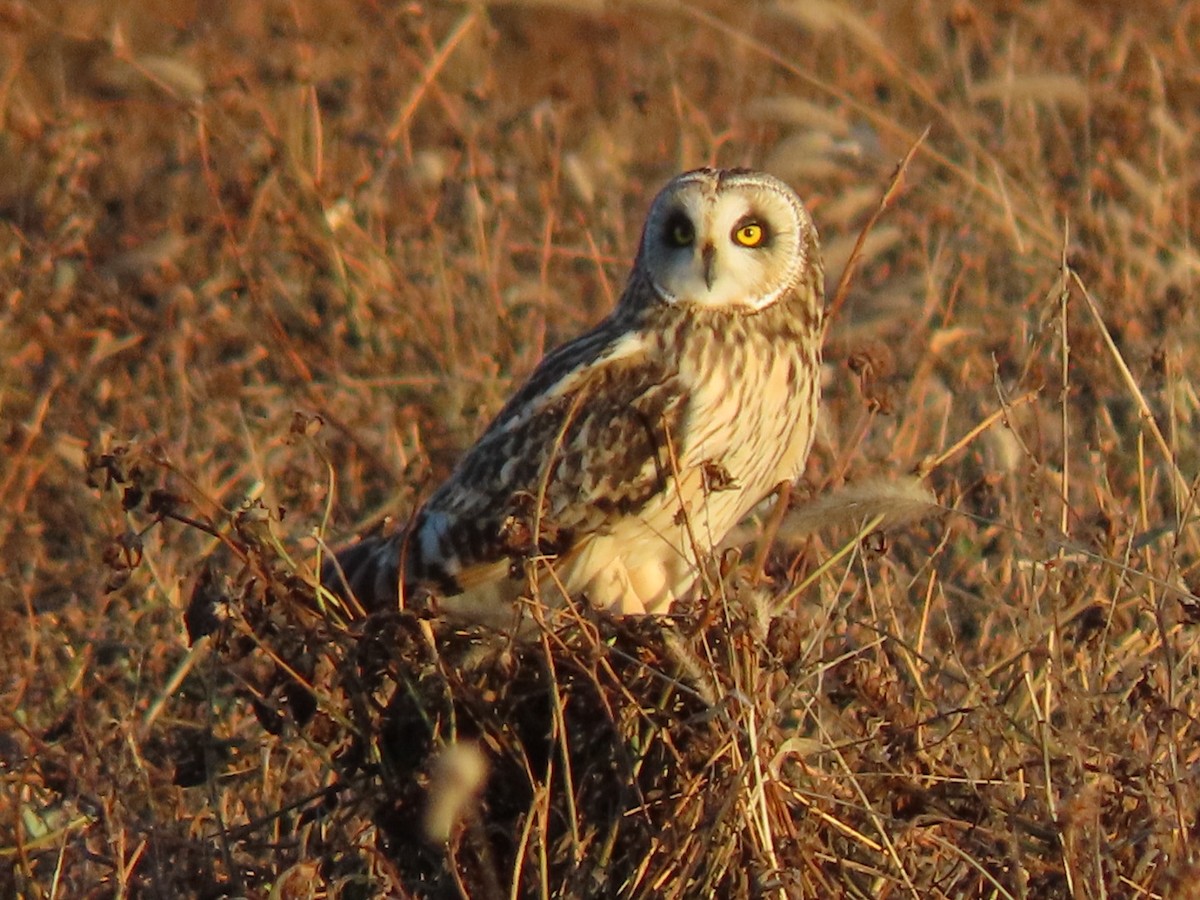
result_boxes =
[638,170,812,311]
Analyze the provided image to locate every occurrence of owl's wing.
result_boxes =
[409,315,690,596]
[321,314,680,614]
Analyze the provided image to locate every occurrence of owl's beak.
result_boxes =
[701,241,716,289]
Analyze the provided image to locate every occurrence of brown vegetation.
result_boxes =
[4,1,1200,896]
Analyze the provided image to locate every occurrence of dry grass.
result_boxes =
[4,1,1200,896]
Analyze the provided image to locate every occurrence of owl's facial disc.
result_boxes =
[640,170,811,311]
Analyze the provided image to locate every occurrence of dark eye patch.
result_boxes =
[663,210,695,247]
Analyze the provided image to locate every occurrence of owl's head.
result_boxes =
[634,168,818,312]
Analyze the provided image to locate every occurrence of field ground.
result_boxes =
[4,1,1200,897]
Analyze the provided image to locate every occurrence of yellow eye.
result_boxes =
[734,222,765,247]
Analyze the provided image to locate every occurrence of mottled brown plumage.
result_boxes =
[325,168,824,628]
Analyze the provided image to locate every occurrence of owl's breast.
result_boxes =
[672,319,816,530]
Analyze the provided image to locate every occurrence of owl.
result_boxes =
[325,168,825,628]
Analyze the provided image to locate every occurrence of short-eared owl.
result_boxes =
[326,168,824,628]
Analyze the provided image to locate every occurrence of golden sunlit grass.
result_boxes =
[4,1,1200,896]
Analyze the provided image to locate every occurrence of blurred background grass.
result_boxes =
[3,1,1200,896]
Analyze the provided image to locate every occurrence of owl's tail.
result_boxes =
[321,531,403,613]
